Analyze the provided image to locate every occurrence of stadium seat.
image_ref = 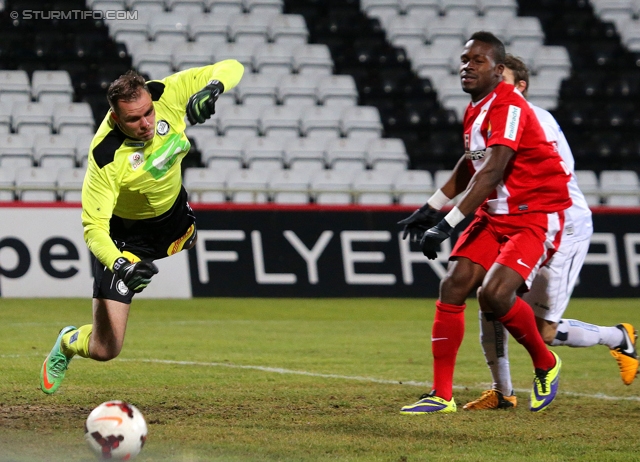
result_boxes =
[268,14,309,45]
[425,14,472,44]
[188,12,232,41]
[400,0,440,16]
[226,168,270,203]
[284,137,326,170]
[57,167,86,202]
[148,11,191,42]
[75,133,95,167]
[53,103,95,135]
[12,102,54,135]
[235,73,278,106]
[477,0,518,16]
[217,104,262,136]
[360,0,401,18]
[440,0,479,15]
[31,71,74,104]
[186,126,218,152]
[366,138,409,171]
[183,167,228,203]
[252,43,295,75]
[260,105,301,137]
[325,138,368,172]
[385,14,427,51]
[205,0,243,15]
[15,167,58,202]
[106,13,150,45]
[268,169,311,204]
[166,0,206,14]
[505,16,544,45]
[0,70,31,103]
[228,12,273,46]
[292,44,333,76]
[200,135,247,168]
[532,46,572,74]
[300,105,342,138]
[213,42,254,72]
[243,0,283,15]
[410,40,461,79]
[34,135,77,169]
[340,106,383,139]
[574,170,601,206]
[310,169,355,204]
[131,40,174,80]
[599,170,640,206]
[393,169,433,205]
[243,136,286,171]
[172,41,215,71]
[352,170,395,205]
[0,102,11,134]
[464,16,508,44]
[277,73,319,106]
[316,75,358,107]
[0,167,14,201]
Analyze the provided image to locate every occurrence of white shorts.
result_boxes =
[523,237,590,323]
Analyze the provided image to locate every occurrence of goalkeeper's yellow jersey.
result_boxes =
[81,60,244,271]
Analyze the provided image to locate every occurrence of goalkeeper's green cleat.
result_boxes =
[41,326,77,394]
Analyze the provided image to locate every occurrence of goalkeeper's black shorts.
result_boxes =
[92,186,197,303]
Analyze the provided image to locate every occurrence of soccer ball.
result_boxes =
[84,400,148,460]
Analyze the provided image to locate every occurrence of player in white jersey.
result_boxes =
[464,54,638,410]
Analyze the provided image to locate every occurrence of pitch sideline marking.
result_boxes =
[118,358,640,402]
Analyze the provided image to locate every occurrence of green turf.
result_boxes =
[1,298,639,461]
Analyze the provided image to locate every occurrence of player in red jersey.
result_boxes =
[398,31,571,414]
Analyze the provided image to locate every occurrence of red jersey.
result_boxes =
[462,81,572,215]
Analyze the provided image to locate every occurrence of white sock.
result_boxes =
[551,319,624,349]
[479,310,513,396]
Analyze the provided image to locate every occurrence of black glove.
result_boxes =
[420,219,454,260]
[113,257,159,293]
[186,80,224,125]
[398,204,439,241]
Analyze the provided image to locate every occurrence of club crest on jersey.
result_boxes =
[464,133,470,150]
[129,151,144,170]
[487,121,492,139]
[156,120,170,135]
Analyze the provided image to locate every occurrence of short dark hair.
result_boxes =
[468,31,506,65]
[107,70,149,111]
[504,53,530,97]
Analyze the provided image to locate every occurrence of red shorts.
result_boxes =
[451,208,564,288]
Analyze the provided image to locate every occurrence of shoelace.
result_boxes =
[534,369,548,394]
[48,354,68,377]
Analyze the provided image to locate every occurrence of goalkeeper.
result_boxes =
[40,61,244,394]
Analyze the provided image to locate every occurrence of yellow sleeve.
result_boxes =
[155,60,244,110]
[81,159,123,272]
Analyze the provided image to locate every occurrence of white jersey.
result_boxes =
[530,104,593,242]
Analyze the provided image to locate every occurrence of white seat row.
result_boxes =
[0,167,85,202]
[186,103,383,139]
[106,11,306,50]
[0,133,93,169]
[90,0,283,16]
[575,170,640,207]
[134,41,331,80]
[191,135,409,172]
[0,102,95,136]
[380,10,543,49]
[361,0,518,17]
[184,167,434,205]
[0,70,74,104]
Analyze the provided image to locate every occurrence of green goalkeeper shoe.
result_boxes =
[41,326,77,394]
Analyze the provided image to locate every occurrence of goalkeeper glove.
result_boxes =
[186,80,224,125]
[113,257,159,293]
[420,220,454,260]
[397,204,439,241]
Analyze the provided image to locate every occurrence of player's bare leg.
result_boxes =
[88,298,131,361]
